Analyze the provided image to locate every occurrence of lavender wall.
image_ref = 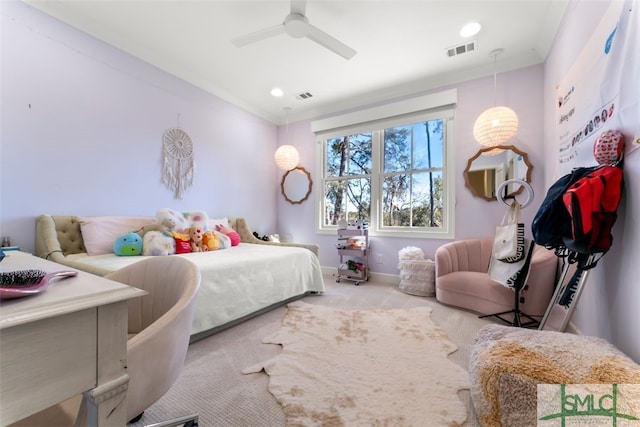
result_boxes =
[277,64,546,276]
[1,0,279,253]
[543,0,639,362]
[2,0,636,363]
[277,0,639,362]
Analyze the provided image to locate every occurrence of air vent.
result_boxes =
[296,91,314,100]
[446,40,477,58]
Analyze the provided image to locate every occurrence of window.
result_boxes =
[382,120,444,229]
[313,90,456,238]
[324,132,372,227]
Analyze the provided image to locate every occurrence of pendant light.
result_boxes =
[473,49,518,148]
[274,107,299,171]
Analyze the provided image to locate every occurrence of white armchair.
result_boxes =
[11,256,201,426]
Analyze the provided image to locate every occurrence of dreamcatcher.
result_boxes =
[162,126,195,199]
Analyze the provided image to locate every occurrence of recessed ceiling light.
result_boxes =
[270,87,284,97]
[460,22,481,38]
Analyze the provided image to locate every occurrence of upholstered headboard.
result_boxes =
[35,215,319,276]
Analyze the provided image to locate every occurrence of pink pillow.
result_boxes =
[216,224,240,246]
[78,216,155,256]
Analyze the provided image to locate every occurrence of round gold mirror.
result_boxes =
[463,145,533,202]
[281,166,313,205]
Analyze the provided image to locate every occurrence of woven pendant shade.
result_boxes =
[274,145,299,171]
[473,106,518,147]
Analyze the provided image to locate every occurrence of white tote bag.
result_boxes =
[488,238,534,288]
[492,201,524,262]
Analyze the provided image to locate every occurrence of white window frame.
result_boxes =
[312,90,456,239]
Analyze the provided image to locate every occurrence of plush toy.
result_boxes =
[186,226,206,252]
[216,224,241,246]
[142,231,175,256]
[134,218,175,238]
[156,208,191,233]
[202,230,220,251]
[172,230,191,254]
[113,232,142,256]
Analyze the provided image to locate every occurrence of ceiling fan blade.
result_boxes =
[231,25,285,47]
[307,24,357,60]
[290,0,307,16]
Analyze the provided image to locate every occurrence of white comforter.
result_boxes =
[67,243,325,336]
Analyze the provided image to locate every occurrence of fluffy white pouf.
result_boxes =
[398,246,425,261]
[398,247,435,296]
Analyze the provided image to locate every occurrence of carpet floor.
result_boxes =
[130,273,498,427]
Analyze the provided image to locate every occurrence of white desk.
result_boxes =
[0,251,146,426]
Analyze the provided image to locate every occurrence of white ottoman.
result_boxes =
[398,259,435,296]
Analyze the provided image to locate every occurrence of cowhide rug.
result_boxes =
[243,301,470,426]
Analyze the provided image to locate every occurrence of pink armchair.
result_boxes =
[434,238,557,324]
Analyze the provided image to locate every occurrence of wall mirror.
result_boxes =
[463,145,533,202]
[281,166,313,205]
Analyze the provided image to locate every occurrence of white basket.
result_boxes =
[398,259,435,296]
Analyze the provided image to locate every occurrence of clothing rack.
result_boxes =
[480,179,540,328]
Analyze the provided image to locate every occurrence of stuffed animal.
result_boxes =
[156,208,190,233]
[113,232,142,256]
[216,224,241,246]
[186,226,206,252]
[142,231,175,256]
[172,230,191,254]
[134,218,175,238]
[202,230,220,251]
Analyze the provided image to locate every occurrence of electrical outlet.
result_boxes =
[375,254,383,264]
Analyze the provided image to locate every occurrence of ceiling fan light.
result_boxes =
[274,145,299,171]
[473,106,518,147]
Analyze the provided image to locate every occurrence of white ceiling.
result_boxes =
[24,0,568,125]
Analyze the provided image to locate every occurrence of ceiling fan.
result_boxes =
[231,0,357,60]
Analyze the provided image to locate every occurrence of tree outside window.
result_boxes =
[324,132,371,226]
[320,114,451,237]
[382,119,444,228]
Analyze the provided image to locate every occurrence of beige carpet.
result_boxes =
[125,273,495,427]
[243,301,470,426]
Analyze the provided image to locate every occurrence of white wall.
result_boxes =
[543,0,639,362]
[0,0,279,253]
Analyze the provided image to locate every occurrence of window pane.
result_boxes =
[348,133,372,176]
[324,178,371,225]
[346,178,371,223]
[326,133,372,177]
[383,126,411,173]
[414,119,444,169]
[326,137,347,178]
[323,180,345,226]
[382,174,410,226]
[411,171,443,227]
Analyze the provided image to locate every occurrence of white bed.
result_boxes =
[35,215,325,341]
[66,244,324,338]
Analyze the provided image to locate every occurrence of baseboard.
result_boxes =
[321,266,399,286]
[565,321,581,335]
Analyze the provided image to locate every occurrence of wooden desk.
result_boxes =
[0,252,146,426]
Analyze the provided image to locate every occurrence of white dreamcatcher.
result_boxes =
[162,125,195,199]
